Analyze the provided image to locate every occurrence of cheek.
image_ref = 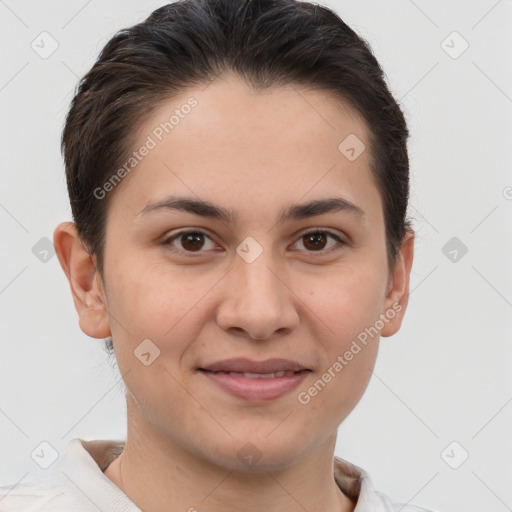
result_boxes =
[297,265,384,407]
[104,257,231,390]
[294,331,379,440]
[307,263,387,344]
[107,256,205,332]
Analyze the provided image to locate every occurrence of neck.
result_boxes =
[104,397,355,512]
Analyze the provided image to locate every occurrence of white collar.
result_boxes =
[44,438,403,511]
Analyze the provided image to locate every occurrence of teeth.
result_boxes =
[244,372,275,379]
[225,371,295,378]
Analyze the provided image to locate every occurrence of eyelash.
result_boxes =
[161,229,348,257]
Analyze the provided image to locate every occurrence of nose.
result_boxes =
[215,250,299,341]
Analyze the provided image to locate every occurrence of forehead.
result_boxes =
[108,74,381,225]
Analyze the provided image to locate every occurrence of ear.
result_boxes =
[380,229,415,337]
[53,222,111,339]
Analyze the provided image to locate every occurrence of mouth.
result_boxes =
[198,357,311,374]
[199,369,309,378]
[197,367,311,401]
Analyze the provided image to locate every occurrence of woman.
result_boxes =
[0,0,437,510]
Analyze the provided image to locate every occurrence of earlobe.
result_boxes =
[380,230,415,338]
[53,222,111,339]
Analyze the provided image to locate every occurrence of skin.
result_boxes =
[54,74,414,512]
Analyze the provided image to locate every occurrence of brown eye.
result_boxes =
[163,230,216,255]
[162,228,347,258]
[180,232,206,251]
[294,230,346,253]
[303,232,328,251]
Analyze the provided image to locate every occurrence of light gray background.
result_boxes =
[1,1,511,511]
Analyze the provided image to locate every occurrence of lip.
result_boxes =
[198,368,310,401]
[199,357,309,374]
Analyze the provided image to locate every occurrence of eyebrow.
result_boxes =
[138,195,366,224]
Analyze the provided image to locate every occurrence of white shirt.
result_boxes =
[0,438,437,511]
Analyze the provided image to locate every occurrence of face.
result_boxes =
[59,74,413,472]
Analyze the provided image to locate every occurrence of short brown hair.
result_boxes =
[62,0,412,280]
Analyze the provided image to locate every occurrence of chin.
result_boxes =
[198,434,311,474]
